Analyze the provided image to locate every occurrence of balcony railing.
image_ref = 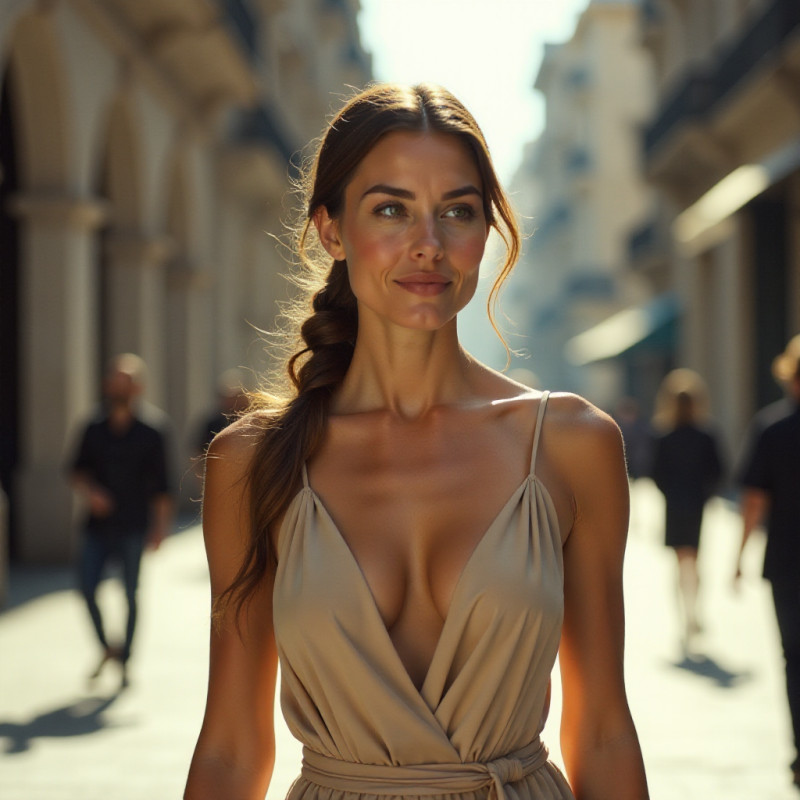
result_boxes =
[714,0,800,106]
[643,72,715,156]
[231,104,297,166]
[628,217,670,268]
[643,0,800,158]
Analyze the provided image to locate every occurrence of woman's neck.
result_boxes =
[333,318,476,420]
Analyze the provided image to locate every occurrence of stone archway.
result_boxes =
[4,9,105,562]
[5,12,69,190]
[96,93,170,406]
[164,153,192,430]
[96,94,144,377]
[163,149,212,506]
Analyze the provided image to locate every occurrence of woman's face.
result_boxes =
[316,131,489,332]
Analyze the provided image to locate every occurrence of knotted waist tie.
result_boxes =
[300,738,549,799]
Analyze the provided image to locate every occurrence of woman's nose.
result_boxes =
[411,218,443,261]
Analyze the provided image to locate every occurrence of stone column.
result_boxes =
[214,201,247,375]
[10,192,107,562]
[165,258,213,508]
[103,232,174,407]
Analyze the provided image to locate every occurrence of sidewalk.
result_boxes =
[0,480,797,799]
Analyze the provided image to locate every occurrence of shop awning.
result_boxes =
[564,292,680,366]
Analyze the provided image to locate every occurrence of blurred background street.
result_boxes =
[1,480,797,800]
[2,0,800,797]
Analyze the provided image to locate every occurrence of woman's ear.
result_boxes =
[313,207,346,261]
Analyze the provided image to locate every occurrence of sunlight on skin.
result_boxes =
[357,0,590,367]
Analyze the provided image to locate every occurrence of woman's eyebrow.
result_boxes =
[360,184,482,201]
[361,184,413,200]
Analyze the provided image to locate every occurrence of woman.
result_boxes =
[185,84,648,800]
[651,369,724,649]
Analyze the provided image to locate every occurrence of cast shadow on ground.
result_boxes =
[0,691,129,754]
[668,651,754,689]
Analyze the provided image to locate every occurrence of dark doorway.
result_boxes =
[750,191,789,409]
[0,71,21,560]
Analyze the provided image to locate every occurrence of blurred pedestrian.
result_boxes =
[614,396,654,481]
[651,369,724,649]
[69,353,174,686]
[195,368,248,456]
[736,334,800,788]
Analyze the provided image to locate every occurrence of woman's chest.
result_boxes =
[308,428,530,616]
[275,477,565,691]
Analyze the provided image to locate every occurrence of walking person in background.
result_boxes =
[651,369,724,650]
[185,83,648,800]
[736,335,800,789]
[69,353,173,687]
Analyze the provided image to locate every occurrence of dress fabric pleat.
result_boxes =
[273,392,575,800]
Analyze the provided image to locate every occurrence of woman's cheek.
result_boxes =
[456,234,487,271]
[347,227,401,264]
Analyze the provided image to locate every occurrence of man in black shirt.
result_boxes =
[737,334,800,788]
[70,354,173,685]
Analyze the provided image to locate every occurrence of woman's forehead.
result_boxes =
[347,130,481,190]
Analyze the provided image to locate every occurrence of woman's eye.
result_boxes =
[375,203,405,218]
[444,205,476,220]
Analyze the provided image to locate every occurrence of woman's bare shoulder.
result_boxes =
[545,392,626,492]
[202,414,272,580]
[206,411,271,474]
[546,391,621,442]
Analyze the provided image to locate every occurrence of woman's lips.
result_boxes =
[394,273,452,296]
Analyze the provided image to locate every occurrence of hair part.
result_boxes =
[213,82,521,625]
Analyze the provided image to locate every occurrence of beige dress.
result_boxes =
[273,392,575,800]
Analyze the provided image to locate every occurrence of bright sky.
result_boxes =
[357,0,591,185]
[357,0,590,365]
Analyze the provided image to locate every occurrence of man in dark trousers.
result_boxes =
[70,353,173,686]
[736,334,800,788]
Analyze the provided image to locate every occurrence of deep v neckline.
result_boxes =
[305,476,534,697]
[287,391,552,699]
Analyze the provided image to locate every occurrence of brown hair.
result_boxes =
[215,83,521,621]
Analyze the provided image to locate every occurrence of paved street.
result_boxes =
[1,480,798,799]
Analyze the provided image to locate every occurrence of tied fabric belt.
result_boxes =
[300,739,549,799]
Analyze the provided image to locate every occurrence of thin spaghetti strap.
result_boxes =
[530,391,551,474]
[301,461,310,489]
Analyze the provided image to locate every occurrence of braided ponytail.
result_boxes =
[215,83,520,622]
[212,259,357,622]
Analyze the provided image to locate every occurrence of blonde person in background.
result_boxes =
[650,369,724,651]
[185,83,648,800]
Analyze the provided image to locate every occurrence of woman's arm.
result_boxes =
[185,421,279,800]
[554,396,649,800]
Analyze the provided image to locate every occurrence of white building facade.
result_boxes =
[506,0,655,408]
[0,0,371,580]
